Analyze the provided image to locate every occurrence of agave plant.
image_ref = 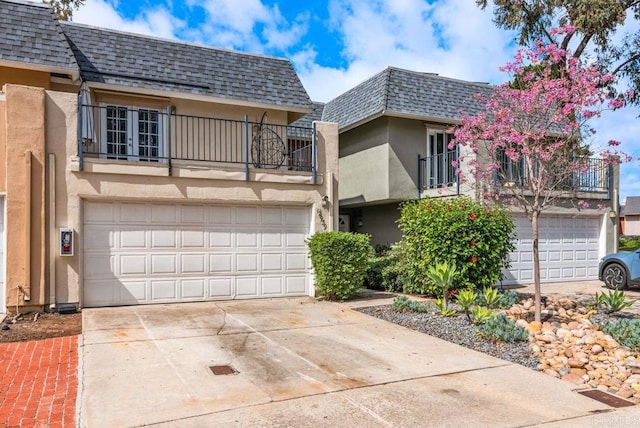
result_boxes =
[425,261,458,309]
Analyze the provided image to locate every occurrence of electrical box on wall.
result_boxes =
[59,228,74,256]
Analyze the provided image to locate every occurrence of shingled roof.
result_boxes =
[622,197,640,216]
[61,22,313,111]
[322,67,491,130]
[290,102,325,128]
[0,0,78,77]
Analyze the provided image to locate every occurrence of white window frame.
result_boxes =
[425,128,456,189]
[100,103,165,162]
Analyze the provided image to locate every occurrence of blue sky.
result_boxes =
[73,0,640,203]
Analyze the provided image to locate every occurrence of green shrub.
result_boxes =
[307,232,373,301]
[392,296,427,313]
[619,236,640,251]
[476,314,528,342]
[595,290,635,313]
[456,288,478,322]
[434,298,457,316]
[380,242,411,293]
[477,286,501,309]
[397,196,514,295]
[497,290,521,309]
[365,254,392,290]
[602,319,640,351]
[471,306,494,325]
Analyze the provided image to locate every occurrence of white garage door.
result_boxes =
[504,215,601,285]
[83,201,311,307]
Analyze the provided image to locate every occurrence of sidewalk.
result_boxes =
[0,335,79,427]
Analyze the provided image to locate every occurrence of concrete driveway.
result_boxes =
[79,297,640,427]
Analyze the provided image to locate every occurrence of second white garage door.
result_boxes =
[83,201,311,307]
[503,215,601,285]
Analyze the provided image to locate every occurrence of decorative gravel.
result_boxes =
[356,302,539,369]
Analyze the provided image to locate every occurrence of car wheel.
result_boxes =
[603,263,627,290]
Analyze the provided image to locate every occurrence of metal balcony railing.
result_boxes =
[496,152,610,193]
[418,149,459,192]
[77,104,317,180]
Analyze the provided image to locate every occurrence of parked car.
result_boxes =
[599,250,640,289]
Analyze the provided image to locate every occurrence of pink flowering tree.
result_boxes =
[452,26,630,322]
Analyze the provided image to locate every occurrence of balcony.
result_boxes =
[418,149,459,194]
[78,105,317,180]
[496,152,611,194]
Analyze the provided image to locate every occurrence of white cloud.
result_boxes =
[188,0,309,52]
[297,0,517,102]
[73,0,183,39]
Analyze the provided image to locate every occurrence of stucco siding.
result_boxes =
[624,215,640,236]
[44,90,339,307]
[4,85,47,309]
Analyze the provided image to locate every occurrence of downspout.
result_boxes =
[48,154,56,310]
[23,151,32,303]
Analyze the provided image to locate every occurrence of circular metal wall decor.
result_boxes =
[251,112,286,169]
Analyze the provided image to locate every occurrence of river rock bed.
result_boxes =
[358,296,640,404]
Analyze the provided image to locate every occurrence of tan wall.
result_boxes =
[0,67,50,90]
[46,90,339,306]
[624,216,640,236]
[3,85,47,309]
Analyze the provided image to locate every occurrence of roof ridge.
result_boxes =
[60,21,291,63]
[382,67,392,111]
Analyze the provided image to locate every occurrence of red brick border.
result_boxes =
[0,336,78,427]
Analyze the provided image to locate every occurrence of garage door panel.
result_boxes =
[210,231,232,248]
[120,254,147,275]
[151,254,177,275]
[150,280,178,301]
[208,278,233,298]
[262,207,283,225]
[262,253,283,272]
[210,254,232,273]
[263,232,283,248]
[84,254,114,278]
[180,279,206,300]
[120,203,148,223]
[237,231,258,248]
[286,232,306,247]
[151,204,178,223]
[181,205,205,224]
[84,202,310,307]
[120,281,147,304]
[285,276,307,294]
[236,277,259,297]
[151,230,177,248]
[209,206,232,224]
[236,254,258,272]
[181,230,206,248]
[85,202,115,223]
[181,254,206,274]
[121,230,147,249]
[84,227,113,250]
[262,277,283,296]
[236,206,258,224]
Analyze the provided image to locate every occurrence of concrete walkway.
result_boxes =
[80,297,639,427]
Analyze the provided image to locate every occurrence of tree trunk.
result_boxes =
[532,211,541,323]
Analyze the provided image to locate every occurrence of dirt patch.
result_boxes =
[0,311,82,343]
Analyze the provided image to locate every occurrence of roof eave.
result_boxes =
[0,58,80,82]
[85,81,313,114]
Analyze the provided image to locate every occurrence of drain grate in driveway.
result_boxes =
[209,365,238,375]
[578,390,635,408]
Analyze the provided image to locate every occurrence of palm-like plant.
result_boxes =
[425,262,458,309]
